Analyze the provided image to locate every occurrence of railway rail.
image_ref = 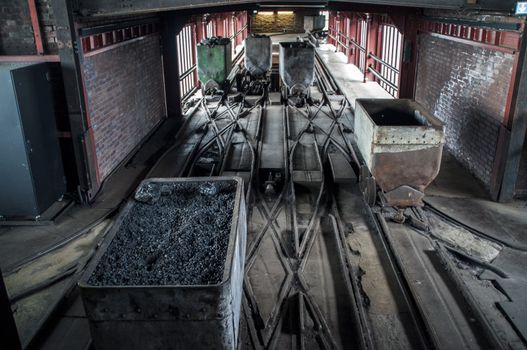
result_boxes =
[142,41,521,349]
[144,46,435,349]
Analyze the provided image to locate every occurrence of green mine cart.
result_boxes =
[197,37,232,91]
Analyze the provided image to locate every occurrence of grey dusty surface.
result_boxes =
[88,180,236,286]
[316,44,392,107]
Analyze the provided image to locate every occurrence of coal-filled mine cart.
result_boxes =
[354,99,445,207]
[197,37,232,92]
[79,177,246,350]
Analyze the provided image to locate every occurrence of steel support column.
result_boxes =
[161,13,190,119]
[348,13,357,64]
[365,14,379,82]
[498,29,527,201]
[51,0,100,202]
[398,11,418,98]
[362,15,369,82]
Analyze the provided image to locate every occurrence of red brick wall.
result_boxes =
[415,33,513,188]
[82,34,166,180]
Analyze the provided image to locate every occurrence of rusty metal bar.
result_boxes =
[0,55,60,62]
[27,0,44,55]
[363,16,369,82]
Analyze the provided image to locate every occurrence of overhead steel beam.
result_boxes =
[52,0,101,202]
[75,0,323,17]
[330,0,519,10]
[75,0,519,17]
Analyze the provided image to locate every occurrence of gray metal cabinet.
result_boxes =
[0,62,66,218]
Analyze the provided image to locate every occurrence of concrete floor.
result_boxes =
[1,36,527,349]
[316,43,393,106]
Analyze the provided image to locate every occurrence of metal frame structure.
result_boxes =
[72,0,521,17]
[0,1,524,204]
[27,0,44,55]
[177,23,199,101]
[328,11,404,96]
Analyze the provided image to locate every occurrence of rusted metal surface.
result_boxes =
[27,0,44,55]
[373,147,442,205]
[0,55,60,62]
[79,177,246,350]
[354,98,444,206]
